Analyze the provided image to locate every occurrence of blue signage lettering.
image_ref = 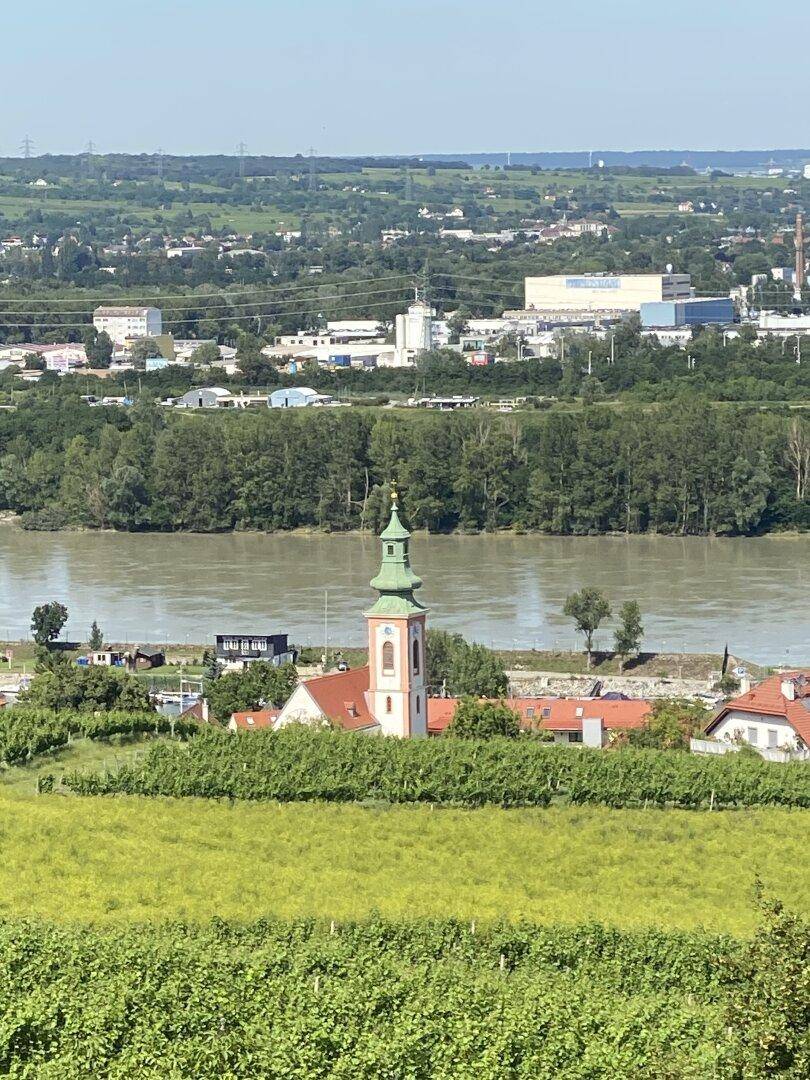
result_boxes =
[565,277,621,289]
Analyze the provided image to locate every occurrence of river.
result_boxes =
[0,530,807,664]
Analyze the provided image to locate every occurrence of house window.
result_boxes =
[747,727,758,745]
[768,729,779,749]
[385,696,392,714]
[382,641,394,675]
[412,637,420,675]
[568,731,583,743]
[387,544,394,555]
[526,706,535,719]
[541,707,551,719]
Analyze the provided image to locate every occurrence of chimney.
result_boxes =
[739,677,751,695]
[781,678,796,702]
[202,697,210,722]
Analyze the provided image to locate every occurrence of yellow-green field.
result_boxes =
[0,781,805,930]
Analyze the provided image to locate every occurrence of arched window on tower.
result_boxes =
[412,637,420,675]
[382,640,394,675]
[385,695,392,713]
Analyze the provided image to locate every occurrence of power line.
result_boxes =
[0,283,413,320]
[0,272,413,307]
[20,135,34,159]
[0,295,410,330]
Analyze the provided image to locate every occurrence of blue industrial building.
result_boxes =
[640,297,734,328]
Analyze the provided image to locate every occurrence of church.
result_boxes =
[275,489,652,742]
[276,489,430,736]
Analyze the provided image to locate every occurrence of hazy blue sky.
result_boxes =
[6,0,809,156]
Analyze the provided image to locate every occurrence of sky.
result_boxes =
[5,0,810,157]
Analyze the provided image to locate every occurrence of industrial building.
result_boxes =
[394,299,434,366]
[524,273,692,314]
[640,297,734,328]
[268,387,333,408]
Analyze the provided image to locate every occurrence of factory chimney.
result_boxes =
[795,212,804,303]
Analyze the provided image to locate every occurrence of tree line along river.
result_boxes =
[0,529,807,665]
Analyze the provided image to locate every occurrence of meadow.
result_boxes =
[0,789,805,931]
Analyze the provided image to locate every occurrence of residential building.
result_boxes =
[640,297,734,328]
[93,306,162,346]
[426,696,651,742]
[228,709,280,733]
[215,633,295,669]
[701,672,809,758]
[524,273,692,313]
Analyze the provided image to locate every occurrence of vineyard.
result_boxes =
[64,726,810,810]
[0,907,805,1078]
[0,707,196,767]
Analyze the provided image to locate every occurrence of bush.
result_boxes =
[447,698,521,739]
[64,726,810,809]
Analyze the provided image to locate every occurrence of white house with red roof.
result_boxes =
[703,672,810,758]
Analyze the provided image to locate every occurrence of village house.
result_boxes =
[701,672,810,759]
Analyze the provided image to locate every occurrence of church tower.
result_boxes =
[365,487,428,737]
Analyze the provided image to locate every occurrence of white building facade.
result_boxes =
[93,306,163,346]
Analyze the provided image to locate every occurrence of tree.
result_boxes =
[202,649,220,681]
[31,602,68,647]
[20,662,153,712]
[85,330,113,367]
[88,621,104,650]
[206,662,297,721]
[613,600,643,672]
[446,697,521,739]
[130,338,162,362]
[627,698,708,751]
[189,341,221,366]
[563,587,611,668]
[425,629,508,698]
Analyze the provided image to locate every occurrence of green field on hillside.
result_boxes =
[0,787,805,930]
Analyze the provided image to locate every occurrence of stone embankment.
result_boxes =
[507,670,720,702]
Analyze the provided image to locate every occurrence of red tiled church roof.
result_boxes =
[706,671,810,746]
[301,666,377,731]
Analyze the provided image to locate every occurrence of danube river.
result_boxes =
[0,530,807,664]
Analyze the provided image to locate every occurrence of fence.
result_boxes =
[690,737,808,763]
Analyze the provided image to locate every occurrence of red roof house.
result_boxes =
[704,671,810,754]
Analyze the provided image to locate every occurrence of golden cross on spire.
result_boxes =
[390,479,399,508]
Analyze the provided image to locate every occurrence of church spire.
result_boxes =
[366,483,426,617]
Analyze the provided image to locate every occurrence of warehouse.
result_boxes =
[524,273,692,313]
[268,387,333,408]
[640,297,734,328]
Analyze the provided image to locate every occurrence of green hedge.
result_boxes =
[0,707,198,766]
[64,726,810,809]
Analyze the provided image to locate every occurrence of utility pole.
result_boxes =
[307,147,316,192]
[587,350,592,376]
[85,140,96,179]
[610,332,615,365]
[795,212,804,304]
[20,135,34,159]
[236,141,247,179]
[796,335,802,365]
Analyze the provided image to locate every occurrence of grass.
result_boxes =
[0,735,160,795]
[0,770,805,929]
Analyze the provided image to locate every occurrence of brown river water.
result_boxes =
[0,529,807,665]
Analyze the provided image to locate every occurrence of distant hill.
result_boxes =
[421,149,810,171]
